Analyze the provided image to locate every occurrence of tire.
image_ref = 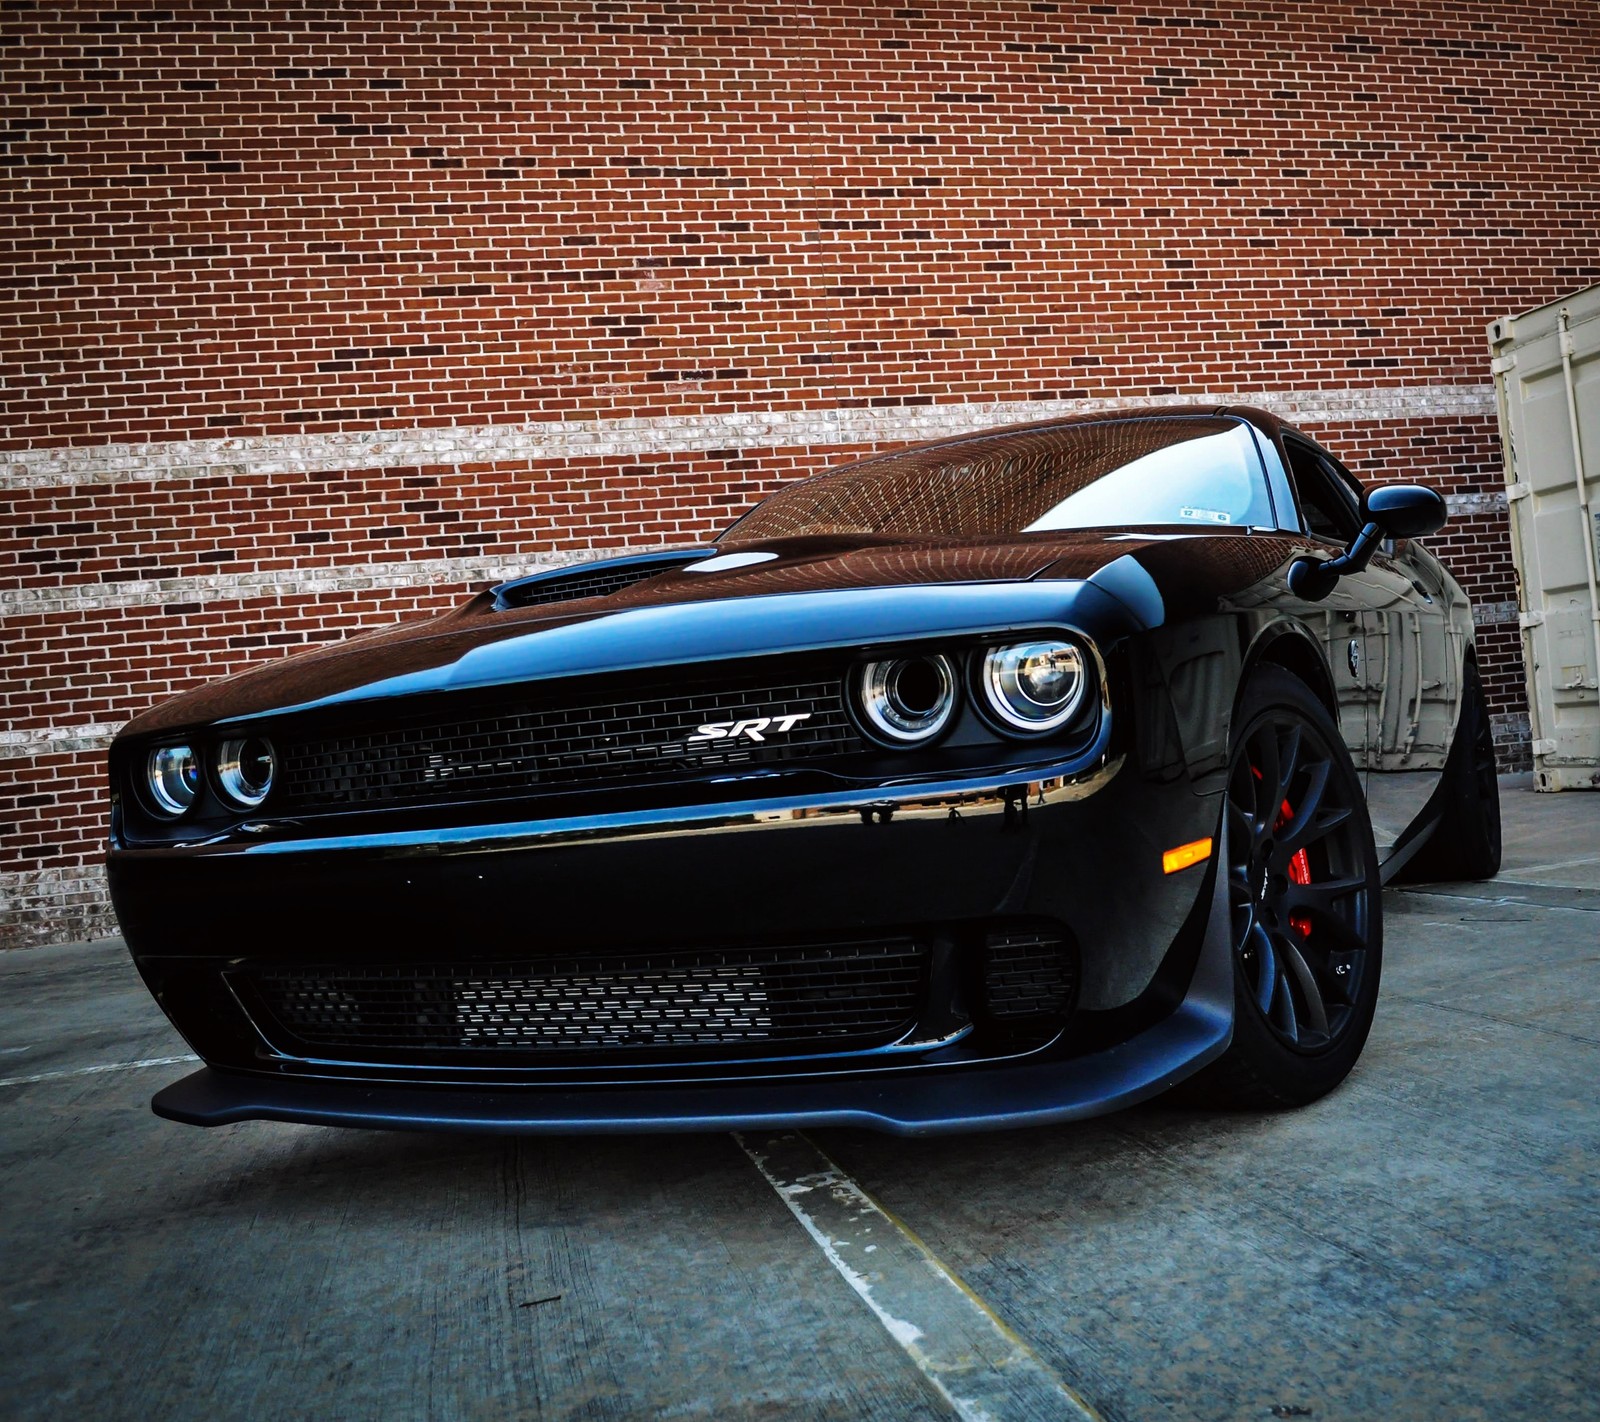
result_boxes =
[1392,659,1502,883]
[1182,666,1384,1109]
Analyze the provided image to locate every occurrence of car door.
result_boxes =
[1355,510,1461,855]
[1279,436,1374,792]
[1283,436,1457,857]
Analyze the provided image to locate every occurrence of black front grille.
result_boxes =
[243,942,928,1058]
[277,670,862,811]
[981,931,1078,1019]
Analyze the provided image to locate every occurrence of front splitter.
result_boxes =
[152,985,1232,1137]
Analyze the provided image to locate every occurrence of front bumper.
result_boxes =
[151,969,1232,1135]
[111,754,1232,1132]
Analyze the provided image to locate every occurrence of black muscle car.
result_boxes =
[108,407,1502,1134]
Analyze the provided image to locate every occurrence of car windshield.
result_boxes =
[722,416,1274,543]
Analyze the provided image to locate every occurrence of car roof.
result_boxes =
[885,403,1291,454]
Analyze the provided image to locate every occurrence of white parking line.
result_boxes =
[0,1053,198,1089]
[1503,856,1600,875]
[1405,888,1598,914]
[737,1130,1102,1422]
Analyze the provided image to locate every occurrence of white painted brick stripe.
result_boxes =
[1,544,683,618]
[1,385,1496,489]
[0,867,111,912]
[1472,600,1522,627]
[1,725,124,759]
[4,492,1513,619]
[0,865,120,951]
[1446,490,1510,517]
[1491,710,1533,742]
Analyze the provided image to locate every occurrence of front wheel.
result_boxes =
[1185,667,1383,1109]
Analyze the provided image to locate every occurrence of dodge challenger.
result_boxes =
[107,406,1502,1133]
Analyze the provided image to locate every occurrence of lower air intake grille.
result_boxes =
[981,931,1078,1019]
[244,941,928,1058]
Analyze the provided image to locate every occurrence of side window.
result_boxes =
[1322,450,1364,504]
[1283,438,1361,543]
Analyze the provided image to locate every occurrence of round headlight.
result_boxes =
[855,654,958,746]
[980,640,1088,735]
[217,736,276,809]
[146,744,201,817]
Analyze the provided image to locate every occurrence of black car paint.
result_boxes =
[107,406,1471,1133]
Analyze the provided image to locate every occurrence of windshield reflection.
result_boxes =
[723,417,1273,542]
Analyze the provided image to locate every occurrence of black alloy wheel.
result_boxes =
[1186,667,1383,1107]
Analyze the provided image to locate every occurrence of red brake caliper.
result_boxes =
[1252,765,1313,938]
[1277,798,1313,938]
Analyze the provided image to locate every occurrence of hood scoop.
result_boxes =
[492,550,709,611]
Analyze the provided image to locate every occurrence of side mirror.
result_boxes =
[1363,483,1448,541]
[1287,483,1448,601]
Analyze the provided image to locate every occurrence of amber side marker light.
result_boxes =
[1162,837,1214,874]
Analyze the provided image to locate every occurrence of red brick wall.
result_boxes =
[4,1,1596,946]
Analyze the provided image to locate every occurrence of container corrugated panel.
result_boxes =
[1488,285,1600,790]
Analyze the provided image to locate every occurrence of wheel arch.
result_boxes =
[1239,621,1340,725]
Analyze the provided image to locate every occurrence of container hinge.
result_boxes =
[1518,609,1545,629]
[1490,353,1517,375]
[1532,738,1558,757]
[1506,481,1532,502]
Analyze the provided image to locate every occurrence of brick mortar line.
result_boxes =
[1,386,1497,489]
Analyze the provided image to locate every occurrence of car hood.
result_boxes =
[119,530,1295,737]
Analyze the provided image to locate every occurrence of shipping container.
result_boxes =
[1488,285,1600,790]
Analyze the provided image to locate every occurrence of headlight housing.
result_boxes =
[146,744,201,817]
[216,736,276,809]
[854,654,958,747]
[978,639,1088,736]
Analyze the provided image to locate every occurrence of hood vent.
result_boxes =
[491,550,707,611]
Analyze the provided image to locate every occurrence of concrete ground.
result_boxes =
[3,777,1597,1421]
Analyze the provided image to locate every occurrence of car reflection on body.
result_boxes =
[108,407,1501,1134]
